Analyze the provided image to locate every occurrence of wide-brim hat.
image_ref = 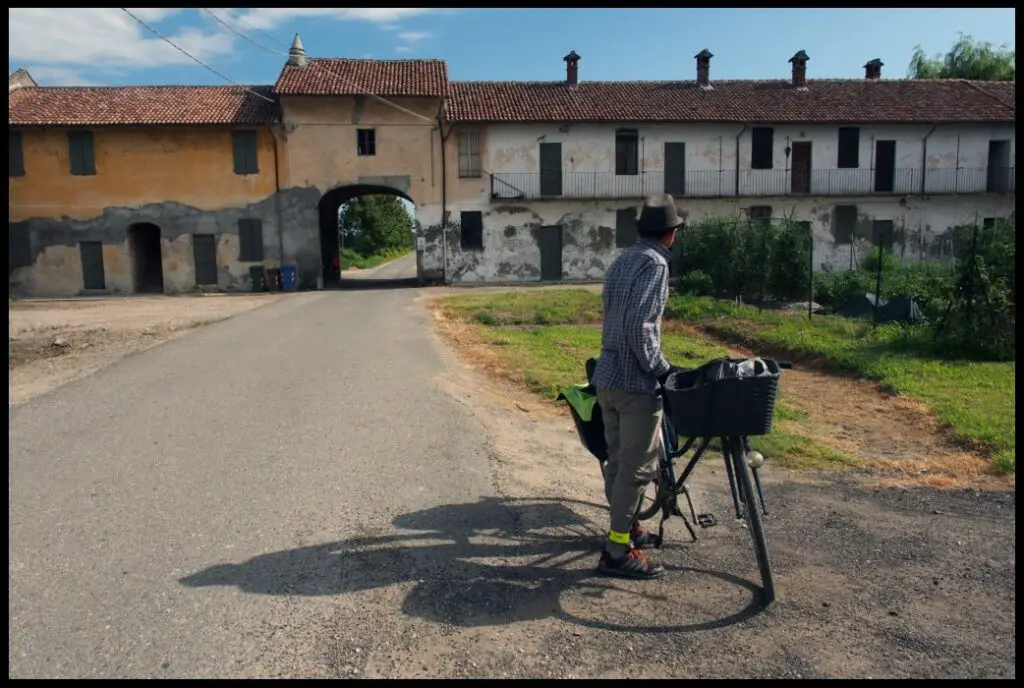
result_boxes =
[636,194,684,234]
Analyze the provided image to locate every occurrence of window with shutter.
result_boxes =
[68,130,96,176]
[238,218,265,261]
[232,131,259,174]
[10,131,25,177]
[458,132,481,178]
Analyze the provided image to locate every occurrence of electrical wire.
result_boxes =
[118,7,276,104]
[202,8,436,123]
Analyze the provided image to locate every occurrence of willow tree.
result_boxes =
[907,33,1015,81]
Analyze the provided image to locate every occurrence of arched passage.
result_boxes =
[318,184,415,287]
[127,222,164,293]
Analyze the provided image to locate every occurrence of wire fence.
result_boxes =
[674,212,1016,358]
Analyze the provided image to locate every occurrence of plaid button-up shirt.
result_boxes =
[592,239,673,394]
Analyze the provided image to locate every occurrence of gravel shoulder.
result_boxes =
[408,293,1016,679]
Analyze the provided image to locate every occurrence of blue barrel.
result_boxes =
[281,264,298,291]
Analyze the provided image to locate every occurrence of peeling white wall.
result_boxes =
[432,194,1014,284]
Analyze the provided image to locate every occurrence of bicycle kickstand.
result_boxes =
[678,486,699,542]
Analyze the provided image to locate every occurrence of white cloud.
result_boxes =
[23,66,100,87]
[8,8,233,75]
[231,8,442,31]
[393,30,433,54]
[397,31,432,42]
[8,8,451,84]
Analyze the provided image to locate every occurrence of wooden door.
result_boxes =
[537,226,563,281]
[874,140,896,192]
[791,141,811,194]
[539,142,562,196]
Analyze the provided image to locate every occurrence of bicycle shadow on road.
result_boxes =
[179,496,765,634]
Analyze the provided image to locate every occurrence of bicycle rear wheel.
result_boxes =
[729,437,776,605]
[633,480,662,522]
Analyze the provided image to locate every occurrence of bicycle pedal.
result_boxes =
[697,513,717,528]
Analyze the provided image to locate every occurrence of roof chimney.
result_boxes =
[287,33,308,68]
[564,50,581,86]
[789,50,809,88]
[695,49,713,89]
[864,58,883,80]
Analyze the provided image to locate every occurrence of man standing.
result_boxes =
[591,194,683,579]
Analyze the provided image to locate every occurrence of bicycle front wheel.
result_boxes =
[729,436,776,605]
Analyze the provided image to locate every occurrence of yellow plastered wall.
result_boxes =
[9,125,279,222]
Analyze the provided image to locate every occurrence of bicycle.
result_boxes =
[560,356,792,605]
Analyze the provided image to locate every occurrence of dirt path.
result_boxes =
[420,296,1015,679]
[9,294,283,407]
[661,321,1011,492]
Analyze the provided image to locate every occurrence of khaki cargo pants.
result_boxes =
[596,387,663,537]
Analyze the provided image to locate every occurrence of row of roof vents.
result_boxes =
[281,33,886,88]
[561,50,884,87]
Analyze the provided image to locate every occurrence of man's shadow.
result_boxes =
[179,496,765,633]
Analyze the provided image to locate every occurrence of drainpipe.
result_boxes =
[268,124,284,270]
[734,124,748,196]
[920,124,937,194]
[437,103,452,285]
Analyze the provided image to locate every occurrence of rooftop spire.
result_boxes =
[287,33,307,68]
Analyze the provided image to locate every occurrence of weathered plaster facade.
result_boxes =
[435,121,1016,283]
[275,94,443,288]
[434,195,1016,284]
[9,125,285,297]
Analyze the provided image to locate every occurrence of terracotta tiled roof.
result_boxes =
[448,79,1016,124]
[274,58,448,97]
[8,85,279,126]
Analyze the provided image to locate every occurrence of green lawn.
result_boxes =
[437,288,1015,475]
[442,292,858,471]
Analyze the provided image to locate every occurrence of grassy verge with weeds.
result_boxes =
[435,288,1014,476]
[667,294,1015,474]
[437,290,858,472]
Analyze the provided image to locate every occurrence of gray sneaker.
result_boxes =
[597,548,665,579]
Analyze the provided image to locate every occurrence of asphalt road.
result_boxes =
[346,252,417,281]
[8,287,494,678]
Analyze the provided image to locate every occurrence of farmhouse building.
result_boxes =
[9,40,1015,295]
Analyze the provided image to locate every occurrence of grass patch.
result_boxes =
[438,290,850,472]
[750,431,861,471]
[437,289,603,327]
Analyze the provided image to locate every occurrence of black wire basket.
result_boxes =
[664,358,781,438]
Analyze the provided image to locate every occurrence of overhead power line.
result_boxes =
[119,7,276,103]
[202,8,436,124]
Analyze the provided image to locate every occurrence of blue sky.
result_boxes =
[7,8,1016,87]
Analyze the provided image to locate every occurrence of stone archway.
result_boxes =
[317,184,415,288]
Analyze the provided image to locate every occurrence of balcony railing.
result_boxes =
[489,167,1015,201]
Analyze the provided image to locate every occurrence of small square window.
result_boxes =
[357,129,376,156]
